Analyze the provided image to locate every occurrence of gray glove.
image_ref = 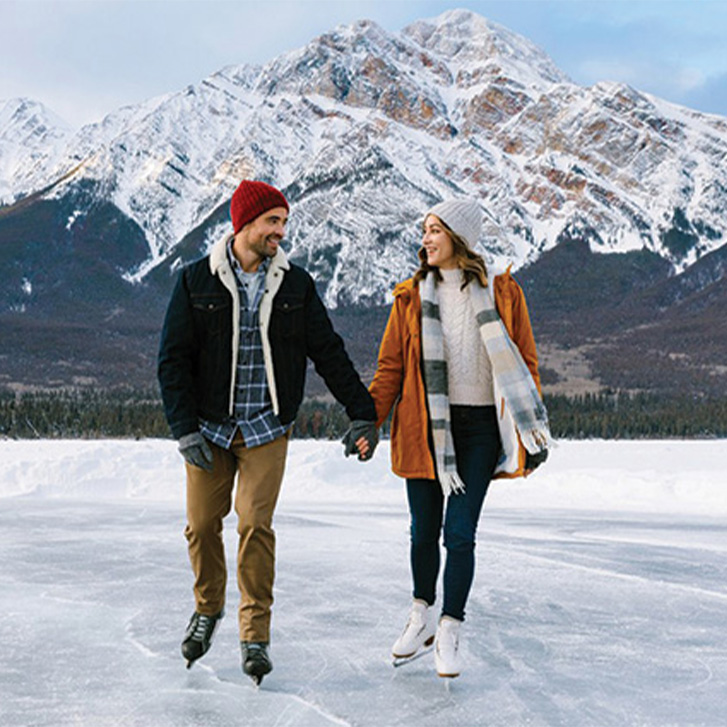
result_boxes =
[178,432,214,472]
[525,448,548,472]
[342,420,379,462]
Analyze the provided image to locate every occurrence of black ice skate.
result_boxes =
[241,641,273,686]
[181,610,224,668]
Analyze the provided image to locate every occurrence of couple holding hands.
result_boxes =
[158,179,550,685]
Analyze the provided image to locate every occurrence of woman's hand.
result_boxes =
[342,421,379,461]
[356,436,371,459]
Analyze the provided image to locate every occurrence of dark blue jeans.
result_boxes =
[406,405,501,622]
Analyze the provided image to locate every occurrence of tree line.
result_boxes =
[0,388,725,440]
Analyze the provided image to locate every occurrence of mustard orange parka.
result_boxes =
[369,269,542,481]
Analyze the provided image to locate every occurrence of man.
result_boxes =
[158,180,378,684]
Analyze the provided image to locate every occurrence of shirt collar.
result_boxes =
[226,239,270,280]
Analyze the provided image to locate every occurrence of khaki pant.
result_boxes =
[184,432,289,643]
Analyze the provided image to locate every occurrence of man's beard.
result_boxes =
[252,235,279,258]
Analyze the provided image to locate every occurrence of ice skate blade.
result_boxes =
[437,671,460,679]
[392,635,434,662]
[392,645,434,667]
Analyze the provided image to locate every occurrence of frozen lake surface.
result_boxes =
[1,439,726,726]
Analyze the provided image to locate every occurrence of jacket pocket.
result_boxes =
[271,295,305,341]
[191,294,230,336]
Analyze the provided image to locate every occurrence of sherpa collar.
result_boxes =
[208,233,290,276]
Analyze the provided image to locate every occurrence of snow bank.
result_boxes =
[0,438,725,516]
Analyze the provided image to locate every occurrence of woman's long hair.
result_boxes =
[412,216,488,289]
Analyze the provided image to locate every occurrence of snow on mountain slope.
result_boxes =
[1,9,726,307]
[0,97,73,202]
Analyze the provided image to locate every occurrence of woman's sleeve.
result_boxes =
[510,282,542,394]
[369,297,406,427]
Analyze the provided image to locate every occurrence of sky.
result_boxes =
[2,0,727,129]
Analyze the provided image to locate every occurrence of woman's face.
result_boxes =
[422,215,457,269]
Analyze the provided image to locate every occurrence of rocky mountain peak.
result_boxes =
[403,9,571,88]
[252,17,451,109]
[0,97,71,140]
[0,98,74,204]
[1,9,726,313]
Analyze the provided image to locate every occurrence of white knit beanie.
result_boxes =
[426,198,482,248]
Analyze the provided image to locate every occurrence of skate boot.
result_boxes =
[241,641,273,685]
[434,616,462,678]
[391,599,436,660]
[181,610,223,668]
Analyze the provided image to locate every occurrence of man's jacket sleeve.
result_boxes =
[158,271,201,439]
[303,279,376,423]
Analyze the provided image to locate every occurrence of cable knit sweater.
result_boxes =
[437,268,494,406]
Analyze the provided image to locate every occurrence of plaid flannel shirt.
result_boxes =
[199,243,288,449]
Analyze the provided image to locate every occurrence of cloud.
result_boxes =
[574,55,727,118]
[544,6,727,117]
[680,72,727,118]
[672,67,707,95]
[578,58,707,95]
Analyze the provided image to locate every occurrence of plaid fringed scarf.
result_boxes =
[421,272,551,496]
[420,273,466,496]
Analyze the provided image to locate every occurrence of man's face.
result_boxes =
[236,206,288,264]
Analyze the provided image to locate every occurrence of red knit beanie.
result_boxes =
[230,180,289,234]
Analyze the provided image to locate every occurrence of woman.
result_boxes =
[363,198,550,679]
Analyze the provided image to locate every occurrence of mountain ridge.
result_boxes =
[3,9,726,302]
[1,9,726,398]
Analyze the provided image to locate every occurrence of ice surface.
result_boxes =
[1,439,726,726]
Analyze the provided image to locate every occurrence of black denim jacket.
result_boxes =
[158,254,375,440]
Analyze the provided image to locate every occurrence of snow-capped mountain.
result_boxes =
[0,98,73,203]
[2,9,727,396]
[2,8,726,310]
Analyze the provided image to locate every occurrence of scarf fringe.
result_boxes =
[441,472,466,497]
[470,282,552,463]
[520,427,552,455]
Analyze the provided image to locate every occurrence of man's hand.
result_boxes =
[524,448,548,476]
[178,432,214,471]
[342,420,379,462]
